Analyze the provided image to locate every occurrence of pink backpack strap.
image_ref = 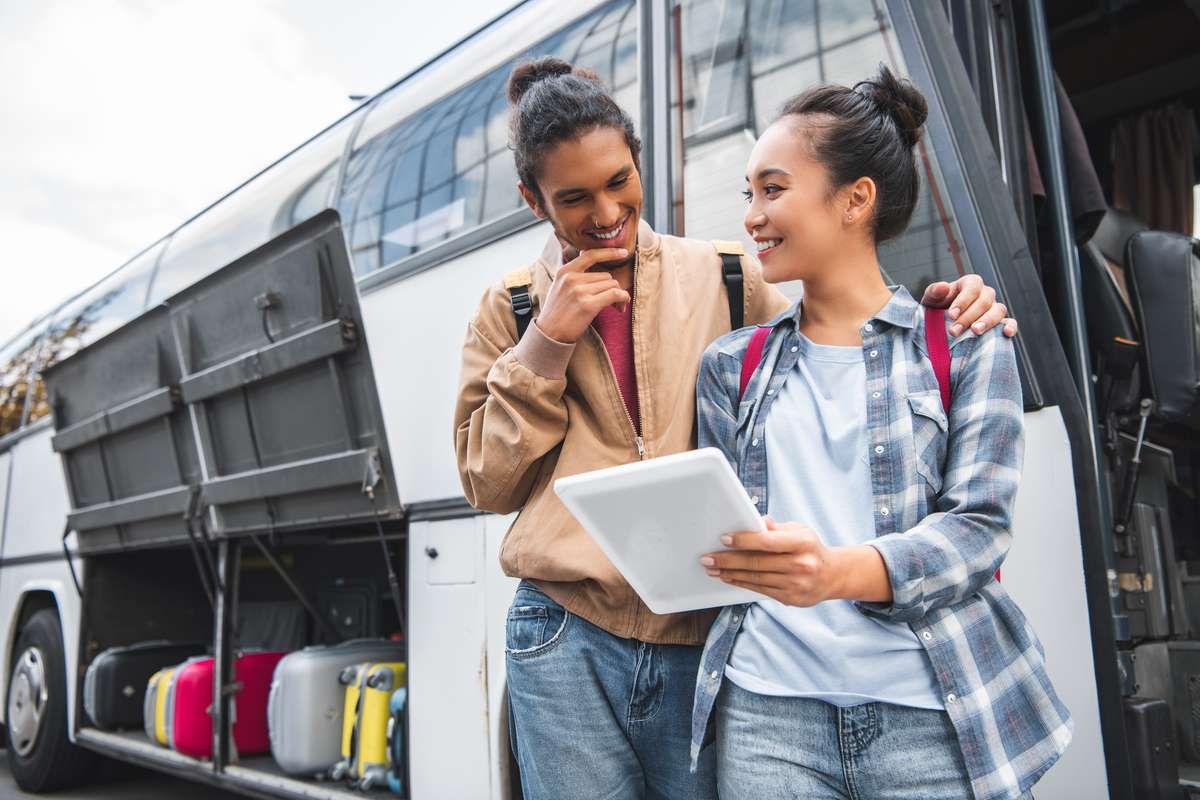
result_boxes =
[925,307,1000,582]
[924,306,951,414]
[737,326,772,403]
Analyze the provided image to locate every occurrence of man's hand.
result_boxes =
[699,517,892,606]
[534,248,631,343]
[921,274,1018,338]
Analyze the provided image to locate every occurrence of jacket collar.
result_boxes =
[537,218,662,280]
[767,285,920,331]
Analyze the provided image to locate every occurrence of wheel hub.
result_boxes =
[8,647,48,757]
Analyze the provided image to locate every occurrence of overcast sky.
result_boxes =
[0,0,516,346]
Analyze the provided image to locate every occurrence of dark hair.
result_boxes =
[506,56,641,202]
[778,64,928,244]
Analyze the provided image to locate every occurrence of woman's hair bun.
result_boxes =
[507,57,574,104]
[855,65,928,149]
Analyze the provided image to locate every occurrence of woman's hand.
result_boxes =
[700,517,893,606]
[921,273,1018,338]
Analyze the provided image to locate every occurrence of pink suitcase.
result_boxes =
[167,651,286,759]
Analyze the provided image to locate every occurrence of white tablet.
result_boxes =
[554,448,765,615]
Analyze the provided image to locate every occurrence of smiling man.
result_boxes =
[453,58,1015,800]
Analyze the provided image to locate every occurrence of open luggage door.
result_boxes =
[44,210,403,550]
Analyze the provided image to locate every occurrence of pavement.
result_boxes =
[0,749,242,799]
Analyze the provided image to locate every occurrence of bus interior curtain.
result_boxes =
[1110,102,1199,236]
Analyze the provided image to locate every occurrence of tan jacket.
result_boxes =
[454,221,789,644]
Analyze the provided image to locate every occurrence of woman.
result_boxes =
[690,67,1070,800]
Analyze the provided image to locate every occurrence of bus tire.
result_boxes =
[6,609,96,792]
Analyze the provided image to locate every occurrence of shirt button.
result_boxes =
[869,349,879,358]
[879,506,889,516]
[766,389,774,396]
[732,614,740,623]
[751,496,760,505]
[751,438,760,447]
[711,671,719,679]
[874,445,884,454]
[863,323,874,333]
[922,631,933,641]
[791,346,799,353]
[946,693,957,704]
[872,391,881,399]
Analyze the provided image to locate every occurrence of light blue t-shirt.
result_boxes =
[725,332,943,709]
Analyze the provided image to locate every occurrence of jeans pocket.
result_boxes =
[505,584,570,658]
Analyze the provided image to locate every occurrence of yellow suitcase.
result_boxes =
[330,661,406,789]
[143,666,176,746]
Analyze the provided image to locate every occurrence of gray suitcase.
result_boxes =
[267,638,406,776]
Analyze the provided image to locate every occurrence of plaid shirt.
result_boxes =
[690,288,1072,800]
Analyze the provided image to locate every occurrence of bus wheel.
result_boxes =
[6,609,96,792]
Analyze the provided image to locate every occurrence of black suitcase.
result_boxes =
[83,641,207,730]
[1124,696,1185,800]
[317,578,380,643]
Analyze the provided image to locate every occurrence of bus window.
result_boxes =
[672,0,973,301]
[145,107,365,308]
[20,241,165,429]
[338,0,639,280]
[0,321,50,439]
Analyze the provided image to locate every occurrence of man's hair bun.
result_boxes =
[507,57,575,104]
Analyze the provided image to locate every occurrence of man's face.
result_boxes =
[519,126,643,270]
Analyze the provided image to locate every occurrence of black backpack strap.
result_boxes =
[714,241,745,330]
[504,267,534,341]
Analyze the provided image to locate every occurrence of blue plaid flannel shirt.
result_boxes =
[690,287,1072,800]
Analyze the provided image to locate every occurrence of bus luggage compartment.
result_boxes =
[42,210,403,554]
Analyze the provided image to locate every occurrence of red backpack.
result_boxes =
[735,307,1000,581]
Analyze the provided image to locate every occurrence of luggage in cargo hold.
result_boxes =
[267,638,405,776]
[331,661,406,788]
[165,651,286,759]
[85,640,206,731]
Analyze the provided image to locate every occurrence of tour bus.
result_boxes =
[0,0,1196,797]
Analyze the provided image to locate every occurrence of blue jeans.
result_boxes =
[715,681,1034,799]
[505,582,716,800]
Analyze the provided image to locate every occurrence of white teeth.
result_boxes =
[756,239,782,252]
[592,219,625,240]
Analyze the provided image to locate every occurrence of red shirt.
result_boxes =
[591,301,640,435]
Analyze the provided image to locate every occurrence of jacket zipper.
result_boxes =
[590,256,645,460]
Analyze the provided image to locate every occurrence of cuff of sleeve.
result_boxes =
[514,320,576,380]
[855,536,924,622]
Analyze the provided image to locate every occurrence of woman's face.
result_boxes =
[743,118,853,284]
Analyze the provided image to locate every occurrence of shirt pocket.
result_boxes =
[907,390,948,494]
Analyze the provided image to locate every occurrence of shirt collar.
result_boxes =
[537,218,661,279]
[769,285,920,331]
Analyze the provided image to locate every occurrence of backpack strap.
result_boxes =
[714,241,745,331]
[737,326,772,403]
[924,307,999,581]
[504,267,534,341]
[924,306,951,413]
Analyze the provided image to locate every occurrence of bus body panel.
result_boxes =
[0,450,11,551]
[358,221,552,506]
[2,427,71,561]
[0,567,81,736]
[484,512,521,799]
[407,515,492,798]
[1006,406,1107,797]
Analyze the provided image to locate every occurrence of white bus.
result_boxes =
[0,1,1195,797]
